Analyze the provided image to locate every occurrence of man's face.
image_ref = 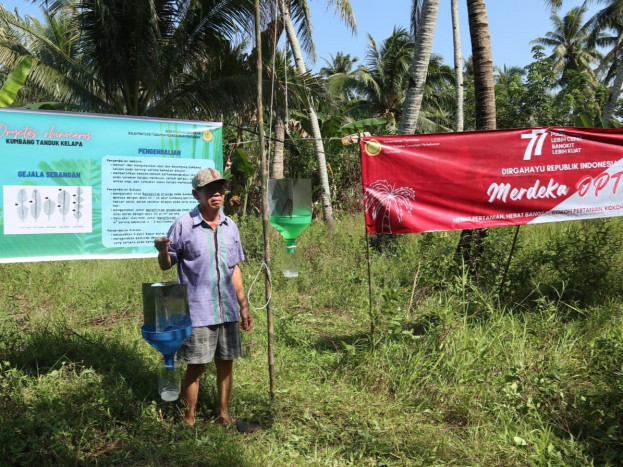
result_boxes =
[194,182,227,211]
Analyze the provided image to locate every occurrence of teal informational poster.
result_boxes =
[0,109,222,263]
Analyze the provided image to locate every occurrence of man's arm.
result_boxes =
[232,264,253,331]
[154,236,172,271]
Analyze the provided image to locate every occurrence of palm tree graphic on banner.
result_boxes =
[364,180,416,234]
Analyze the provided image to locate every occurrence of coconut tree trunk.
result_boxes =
[399,0,440,134]
[467,0,496,131]
[280,1,336,230]
[456,0,496,279]
[602,57,623,125]
[451,0,464,131]
[272,107,285,179]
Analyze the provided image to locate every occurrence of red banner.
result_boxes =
[361,128,623,234]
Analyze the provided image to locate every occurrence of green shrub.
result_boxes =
[500,219,623,307]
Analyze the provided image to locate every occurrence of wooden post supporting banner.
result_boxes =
[498,225,521,300]
[255,0,275,401]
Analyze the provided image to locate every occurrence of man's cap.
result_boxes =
[192,168,227,189]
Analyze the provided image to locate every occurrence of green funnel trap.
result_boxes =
[268,179,312,277]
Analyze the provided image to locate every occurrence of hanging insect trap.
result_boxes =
[268,179,312,277]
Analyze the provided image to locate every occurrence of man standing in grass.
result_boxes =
[154,168,258,432]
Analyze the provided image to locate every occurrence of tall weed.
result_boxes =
[504,219,623,307]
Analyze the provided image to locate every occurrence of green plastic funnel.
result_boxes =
[268,179,312,276]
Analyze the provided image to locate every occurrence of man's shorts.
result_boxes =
[177,322,242,364]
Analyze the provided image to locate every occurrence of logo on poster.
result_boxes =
[202,129,213,142]
[365,139,382,156]
[520,129,583,161]
[521,129,548,161]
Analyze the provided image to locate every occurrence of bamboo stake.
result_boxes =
[362,140,375,348]
[365,227,375,347]
[498,225,520,300]
[364,233,376,347]
[406,261,421,320]
[255,0,274,400]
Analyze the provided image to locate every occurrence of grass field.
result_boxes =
[1,214,623,465]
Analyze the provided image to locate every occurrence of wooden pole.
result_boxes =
[255,0,275,400]
[362,141,375,348]
[365,226,375,347]
[498,225,520,300]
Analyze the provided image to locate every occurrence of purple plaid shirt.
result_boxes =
[166,206,245,327]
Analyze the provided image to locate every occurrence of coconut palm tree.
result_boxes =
[420,54,456,131]
[583,0,623,124]
[451,0,464,132]
[351,28,454,133]
[0,0,257,118]
[278,0,356,231]
[0,2,105,109]
[456,0,497,278]
[494,65,526,86]
[493,65,529,129]
[531,5,602,85]
[354,28,415,129]
[319,52,360,103]
[261,47,326,179]
[399,0,440,134]
[467,0,496,131]
[319,52,359,77]
[544,0,564,8]
[494,64,524,85]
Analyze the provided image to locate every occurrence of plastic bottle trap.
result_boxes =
[141,282,191,401]
[268,179,312,277]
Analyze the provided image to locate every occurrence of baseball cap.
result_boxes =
[192,168,227,189]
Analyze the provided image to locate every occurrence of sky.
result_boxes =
[2,0,604,73]
[307,0,601,72]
